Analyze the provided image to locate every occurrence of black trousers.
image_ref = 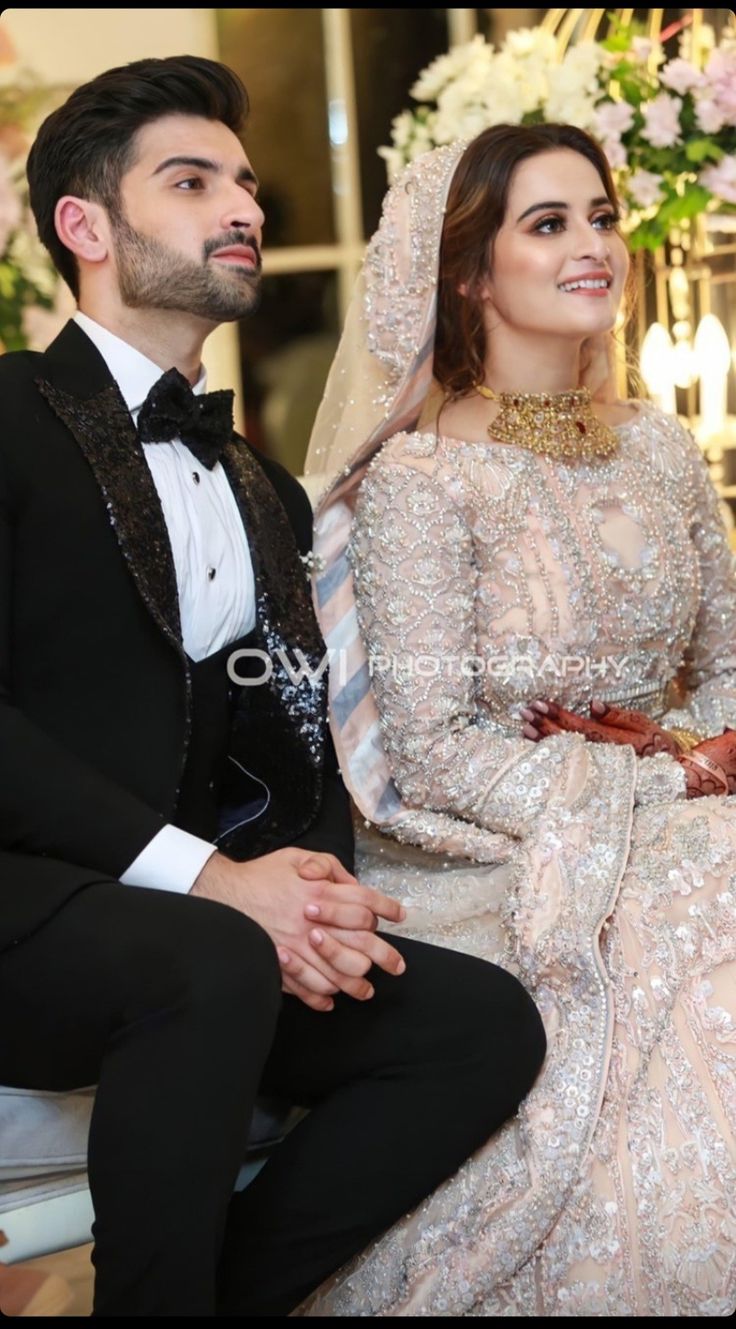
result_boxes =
[0,880,545,1316]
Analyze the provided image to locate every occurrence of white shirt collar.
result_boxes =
[74,311,207,415]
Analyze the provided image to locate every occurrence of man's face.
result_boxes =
[111,113,265,323]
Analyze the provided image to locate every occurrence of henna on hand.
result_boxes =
[590,701,680,757]
[522,700,639,747]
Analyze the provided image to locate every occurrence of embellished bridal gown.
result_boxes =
[297,401,736,1316]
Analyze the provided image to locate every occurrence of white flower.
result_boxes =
[541,42,603,130]
[299,551,326,575]
[545,63,598,129]
[627,168,665,208]
[493,51,545,116]
[700,154,736,205]
[406,118,438,160]
[560,41,604,90]
[504,28,557,62]
[483,59,530,123]
[545,89,598,130]
[496,28,559,112]
[640,92,683,148]
[0,150,22,254]
[390,110,415,152]
[377,144,407,185]
[434,93,495,144]
[594,100,635,138]
[660,57,704,95]
[410,35,491,102]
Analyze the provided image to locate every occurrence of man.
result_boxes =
[0,55,545,1316]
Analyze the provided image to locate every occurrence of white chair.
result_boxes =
[0,1084,303,1262]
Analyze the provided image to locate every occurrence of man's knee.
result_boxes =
[401,941,546,1102]
[119,893,282,1030]
[486,963,546,1084]
[454,958,546,1120]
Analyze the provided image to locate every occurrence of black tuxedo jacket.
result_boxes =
[0,320,352,953]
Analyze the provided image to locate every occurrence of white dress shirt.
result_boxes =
[74,312,255,893]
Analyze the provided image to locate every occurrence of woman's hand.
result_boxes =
[521,699,680,756]
[521,702,736,798]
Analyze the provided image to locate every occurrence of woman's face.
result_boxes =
[480,148,629,342]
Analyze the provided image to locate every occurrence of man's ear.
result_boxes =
[54,196,111,267]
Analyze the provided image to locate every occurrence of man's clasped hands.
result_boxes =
[192,846,407,1013]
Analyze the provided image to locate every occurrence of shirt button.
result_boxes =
[192,471,200,484]
[207,567,217,581]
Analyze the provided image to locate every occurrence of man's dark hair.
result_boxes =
[27,55,249,299]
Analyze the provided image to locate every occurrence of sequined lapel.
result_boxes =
[35,375,183,654]
[219,439,327,853]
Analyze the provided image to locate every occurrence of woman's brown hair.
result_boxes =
[434,123,630,400]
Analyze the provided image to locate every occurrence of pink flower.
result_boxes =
[627,169,665,208]
[703,48,736,126]
[660,58,703,96]
[594,101,635,139]
[630,37,664,67]
[631,37,652,62]
[700,154,736,205]
[602,137,627,170]
[695,99,726,134]
[641,93,683,148]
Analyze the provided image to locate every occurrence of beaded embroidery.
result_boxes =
[295,402,736,1318]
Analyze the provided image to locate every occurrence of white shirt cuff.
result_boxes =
[120,825,217,894]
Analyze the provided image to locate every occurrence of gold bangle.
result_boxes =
[667,727,703,753]
[679,751,730,796]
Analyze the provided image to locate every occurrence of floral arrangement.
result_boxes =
[0,57,64,352]
[380,18,736,251]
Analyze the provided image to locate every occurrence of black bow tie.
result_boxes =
[136,367,235,470]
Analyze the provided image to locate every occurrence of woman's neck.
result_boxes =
[481,337,582,395]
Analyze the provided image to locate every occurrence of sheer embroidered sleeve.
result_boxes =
[349,444,587,839]
[660,426,736,738]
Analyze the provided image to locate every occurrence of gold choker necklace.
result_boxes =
[474,384,618,460]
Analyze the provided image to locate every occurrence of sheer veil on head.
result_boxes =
[304,141,467,502]
[303,142,488,846]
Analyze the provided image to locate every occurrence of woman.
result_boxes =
[299,125,736,1316]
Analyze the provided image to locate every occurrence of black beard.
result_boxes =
[111,213,262,322]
